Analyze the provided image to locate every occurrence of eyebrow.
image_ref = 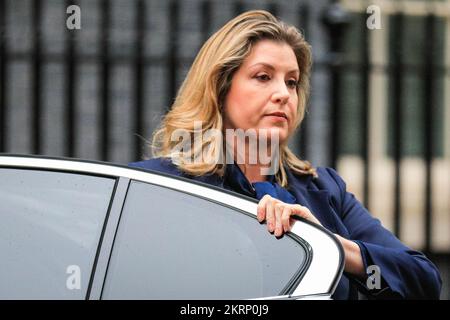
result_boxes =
[249,62,299,74]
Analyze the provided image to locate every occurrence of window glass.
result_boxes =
[102,181,310,299]
[0,168,115,299]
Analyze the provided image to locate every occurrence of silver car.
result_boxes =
[0,155,344,300]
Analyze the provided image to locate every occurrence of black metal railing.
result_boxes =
[3,0,309,162]
[322,2,448,258]
[0,1,448,296]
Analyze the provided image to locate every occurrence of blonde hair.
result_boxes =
[151,10,317,187]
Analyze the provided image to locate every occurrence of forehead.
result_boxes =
[242,40,298,71]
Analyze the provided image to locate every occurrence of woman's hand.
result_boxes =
[256,195,366,277]
[256,194,322,237]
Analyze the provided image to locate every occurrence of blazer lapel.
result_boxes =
[188,166,348,236]
[285,169,343,234]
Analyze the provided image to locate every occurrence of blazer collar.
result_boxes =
[190,163,317,194]
[285,168,340,233]
[284,166,316,191]
[190,164,341,233]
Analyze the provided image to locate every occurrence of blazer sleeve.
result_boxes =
[322,167,442,299]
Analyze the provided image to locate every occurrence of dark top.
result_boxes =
[129,157,442,300]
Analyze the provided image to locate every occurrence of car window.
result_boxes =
[0,168,115,299]
[102,180,311,300]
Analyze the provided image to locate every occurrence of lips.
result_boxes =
[265,112,288,120]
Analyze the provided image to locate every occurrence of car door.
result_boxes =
[95,168,344,300]
[100,179,314,299]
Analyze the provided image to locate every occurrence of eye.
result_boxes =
[287,79,299,89]
[255,74,271,81]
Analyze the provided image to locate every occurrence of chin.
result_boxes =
[257,127,288,145]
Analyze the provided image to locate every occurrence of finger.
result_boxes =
[274,203,284,237]
[281,205,292,232]
[257,195,272,222]
[290,204,308,219]
[266,199,276,233]
[291,204,321,226]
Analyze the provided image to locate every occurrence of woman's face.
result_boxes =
[223,39,300,145]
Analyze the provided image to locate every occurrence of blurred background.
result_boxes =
[0,0,449,298]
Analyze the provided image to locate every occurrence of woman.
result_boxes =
[129,10,441,299]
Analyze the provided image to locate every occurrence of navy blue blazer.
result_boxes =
[129,157,442,300]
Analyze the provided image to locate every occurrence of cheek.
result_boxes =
[226,103,260,129]
[225,82,263,128]
[286,102,299,134]
[291,104,298,122]
[290,95,299,117]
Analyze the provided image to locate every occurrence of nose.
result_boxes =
[271,80,290,105]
